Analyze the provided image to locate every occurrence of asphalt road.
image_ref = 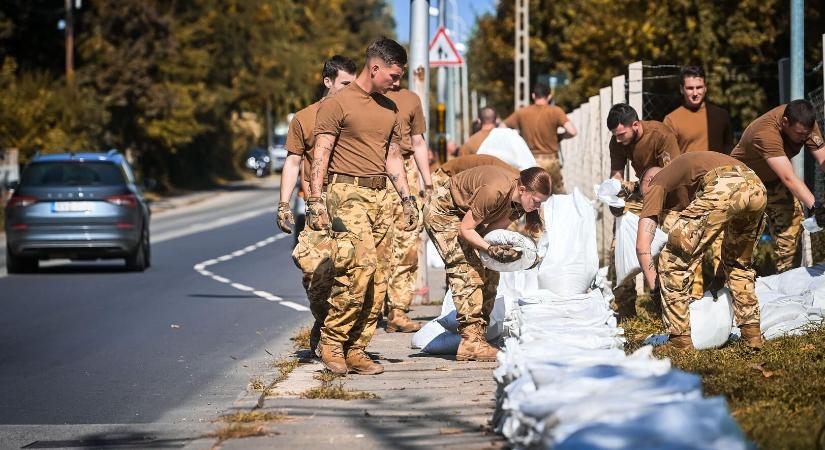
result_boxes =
[0,179,311,448]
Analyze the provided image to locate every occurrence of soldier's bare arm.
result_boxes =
[610,169,624,181]
[386,142,411,199]
[458,210,489,251]
[559,120,577,140]
[310,134,335,197]
[411,134,433,191]
[636,216,659,290]
[766,155,816,208]
[279,154,302,204]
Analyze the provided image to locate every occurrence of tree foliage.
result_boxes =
[0,0,394,189]
[468,0,824,128]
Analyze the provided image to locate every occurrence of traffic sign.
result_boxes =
[428,27,463,67]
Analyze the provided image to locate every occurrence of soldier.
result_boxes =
[663,66,734,154]
[663,65,734,298]
[383,80,433,333]
[501,83,577,194]
[307,38,417,375]
[731,100,825,273]
[607,103,683,320]
[431,154,515,190]
[423,166,550,361]
[277,55,356,355]
[459,107,497,156]
[635,152,767,350]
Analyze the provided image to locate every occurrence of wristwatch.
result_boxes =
[405,195,417,203]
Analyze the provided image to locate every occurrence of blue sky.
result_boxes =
[392,0,498,49]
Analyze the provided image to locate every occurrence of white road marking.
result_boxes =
[192,233,309,312]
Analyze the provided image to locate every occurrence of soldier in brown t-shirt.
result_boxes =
[277,55,356,356]
[663,66,734,154]
[423,166,551,361]
[731,100,825,273]
[606,103,683,319]
[459,106,497,156]
[383,83,433,333]
[307,38,417,376]
[636,152,766,350]
[501,83,577,194]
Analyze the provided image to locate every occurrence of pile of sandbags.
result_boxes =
[754,264,825,339]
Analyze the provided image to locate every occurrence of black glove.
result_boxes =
[707,275,726,299]
[811,201,825,228]
[609,205,625,217]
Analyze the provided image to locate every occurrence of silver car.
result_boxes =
[4,151,151,273]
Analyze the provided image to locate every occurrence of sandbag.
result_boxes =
[477,128,538,170]
[436,289,506,340]
[480,229,539,272]
[594,178,625,208]
[615,212,668,285]
[426,240,445,268]
[410,320,461,354]
[536,189,599,296]
[690,289,734,350]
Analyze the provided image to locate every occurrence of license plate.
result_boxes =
[52,201,94,212]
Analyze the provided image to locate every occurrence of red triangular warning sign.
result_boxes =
[428,27,463,67]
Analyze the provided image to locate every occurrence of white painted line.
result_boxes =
[193,233,306,312]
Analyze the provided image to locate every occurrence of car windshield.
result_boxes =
[21,161,127,187]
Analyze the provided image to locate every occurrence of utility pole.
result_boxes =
[436,0,448,163]
[461,62,470,142]
[514,0,529,110]
[790,0,805,179]
[65,0,74,85]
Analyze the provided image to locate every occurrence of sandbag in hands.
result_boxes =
[480,229,539,272]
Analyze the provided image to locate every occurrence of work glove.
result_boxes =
[811,201,825,228]
[401,196,419,231]
[707,275,726,300]
[276,202,294,234]
[649,285,663,316]
[609,205,625,217]
[618,180,639,198]
[487,244,522,263]
[306,196,330,231]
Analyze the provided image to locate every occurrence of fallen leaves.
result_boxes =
[748,363,780,379]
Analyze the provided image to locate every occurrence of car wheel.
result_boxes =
[6,247,37,274]
[125,228,149,272]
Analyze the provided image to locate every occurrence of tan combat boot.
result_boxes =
[345,349,384,375]
[739,324,763,350]
[456,325,498,362]
[309,321,322,357]
[318,342,347,374]
[385,309,422,333]
[662,334,694,351]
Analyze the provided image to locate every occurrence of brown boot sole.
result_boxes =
[455,353,497,362]
[385,324,421,333]
[321,361,348,375]
[348,365,384,375]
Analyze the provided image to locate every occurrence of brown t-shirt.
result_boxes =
[640,152,747,220]
[440,154,515,177]
[730,104,825,184]
[504,104,570,156]
[663,103,734,154]
[385,88,426,157]
[459,128,492,156]
[449,166,519,226]
[609,120,682,178]
[285,100,321,186]
[314,82,401,177]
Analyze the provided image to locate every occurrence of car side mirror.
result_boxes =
[6,180,19,190]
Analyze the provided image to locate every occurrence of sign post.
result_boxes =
[429,26,463,163]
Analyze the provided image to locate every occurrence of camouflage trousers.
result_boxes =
[423,182,499,331]
[764,180,803,273]
[535,154,565,194]
[291,225,335,324]
[659,166,766,336]
[431,168,449,191]
[386,157,423,312]
[321,181,395,351]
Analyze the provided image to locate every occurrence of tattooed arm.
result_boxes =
[636,216,659,290]
[310,134,334,197]
[386,142,412,199]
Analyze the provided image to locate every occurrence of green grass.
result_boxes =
[624,294,825,449]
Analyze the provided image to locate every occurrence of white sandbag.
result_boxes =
[480,229,539,272]
[411,320,447,349]
[411,320,462,354]
[536,189,599,296]
[615,212,668,285]
[594,178,625,208]
[477,128,538,170]
[435,289,506,340]
[690,289,734,350]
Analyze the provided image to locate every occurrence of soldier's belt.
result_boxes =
[328,173,387,189]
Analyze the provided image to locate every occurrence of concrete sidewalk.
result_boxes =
[201,306,503,449]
